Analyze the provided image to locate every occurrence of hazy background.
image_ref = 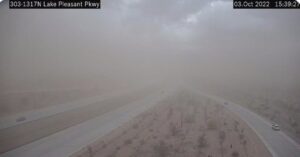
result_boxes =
[0,0,300,144]
[0,0,299,109]
[1,0,300,92]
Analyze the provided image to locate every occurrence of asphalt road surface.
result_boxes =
[0,88,173,157]
[1,86,299,157]
[0,85,159,130]
[196,90,300,157]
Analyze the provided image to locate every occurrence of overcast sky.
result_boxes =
[0,0,299,91]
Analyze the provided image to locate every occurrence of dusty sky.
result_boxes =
[0,0,299,91]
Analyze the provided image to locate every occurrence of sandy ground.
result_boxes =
[71,90,272,157]
[215,91,300,143]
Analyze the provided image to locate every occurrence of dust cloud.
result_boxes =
[0,1,300,156]
[0,0,299,135]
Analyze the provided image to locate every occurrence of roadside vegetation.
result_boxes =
[214,87,300,142]
[71,91,272,157]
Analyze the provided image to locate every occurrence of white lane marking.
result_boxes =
[0,88,174,157]
[188,88,300,157]
[0,86,156,130]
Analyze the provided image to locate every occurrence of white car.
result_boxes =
[271,123,280,131]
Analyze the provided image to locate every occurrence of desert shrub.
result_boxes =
[107,153,116,157]
[134,134,140,139]
[124,139,132,145]
[169,122,181,137]
[289,117,298,128]
[139,139,145,145]
[242,140,247,146]
[239,134,244,140]
[116,146,121,150]
[296,129,300,135]
[167,108,173,119]
[219,131,226,145]
[231,151,239,157]
[185,114,196,123]
[102,142,107,149]
[197,133,208,148]
[152,140,170,157]
[219,131,226,157]
[234,121,239,132]
[207,120,217,130]
[242,139,248,157]
[133,123,139,129]
[152,135,157,139]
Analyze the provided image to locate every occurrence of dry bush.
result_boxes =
[219,130,226,157]
[167,107,173,119]
[152,135,157,140]
[219,131,226,145]
[152,140,170,157]
[197,133,208,149]
[169,122,181,137]
[289,117,298,128]
[184,114,196,123]
[231,151,239,157]
[242,140,248,157]
[139,139,145,145]
[124,139,132,145]
[234,121,239,132]
[239,134,244,141]
[133,123,139,130]
[207,120,218,130]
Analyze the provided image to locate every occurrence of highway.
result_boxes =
[1,87,299,157]
[0,84,164,154]
[0,85,159,130]
[0,87,173,157]
[196,90,300,157]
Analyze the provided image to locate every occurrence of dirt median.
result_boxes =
[70,90,272,157]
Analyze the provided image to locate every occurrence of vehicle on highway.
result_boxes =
[271,123,280,131]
